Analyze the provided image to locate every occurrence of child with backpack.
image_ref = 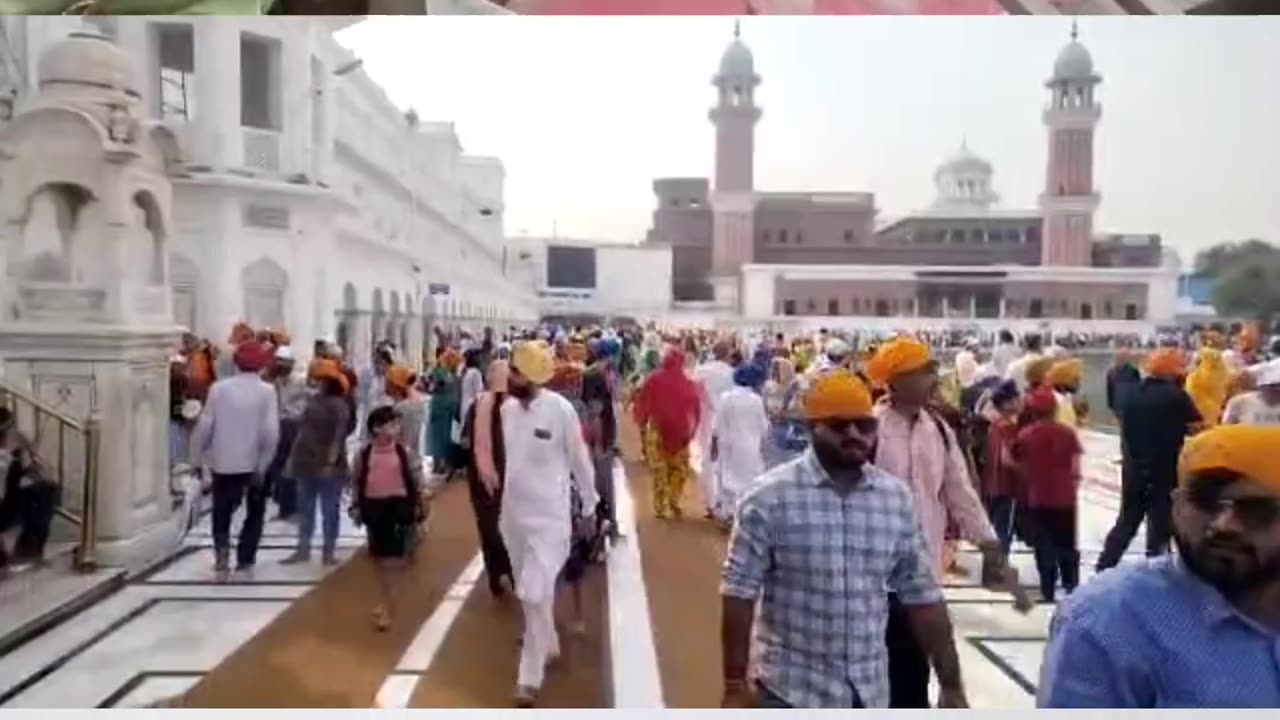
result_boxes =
[350,406,433,631]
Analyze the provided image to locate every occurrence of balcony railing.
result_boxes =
[0,383,101,571]
[243,127,281,172]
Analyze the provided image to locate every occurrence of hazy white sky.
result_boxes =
[337,16,1280,262]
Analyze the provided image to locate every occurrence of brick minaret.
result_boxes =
[1039,20,1101,267]
[708,20,761,310]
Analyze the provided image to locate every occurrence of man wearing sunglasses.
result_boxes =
[720,370,968,709]
[1039,424,1280,707]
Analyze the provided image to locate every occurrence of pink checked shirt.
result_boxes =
[872,404,996,577]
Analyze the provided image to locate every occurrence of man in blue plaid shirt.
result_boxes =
[720,369,968,709]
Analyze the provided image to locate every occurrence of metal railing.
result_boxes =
[0,383,101,571]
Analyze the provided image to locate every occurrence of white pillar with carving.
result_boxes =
[0,32,190,569]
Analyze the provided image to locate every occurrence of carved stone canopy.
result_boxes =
[0,32,184,329]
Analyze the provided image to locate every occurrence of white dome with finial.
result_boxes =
[718,20,755,79]
[37,31,138,99]
[1052,21,1095,81]
[932,140,998,212]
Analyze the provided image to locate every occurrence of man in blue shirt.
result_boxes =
[1039,424,1280,708]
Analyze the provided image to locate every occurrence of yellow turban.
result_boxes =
[1179,424,1280,492]
[1025,357,1056,387]
[804,369,874,421]
[863,337,932,388]
[1185,348,1229,428]
[1143,348,1186,380]
[1046,358,1083,389]
[512,340,555,385]
[384,364,417,393]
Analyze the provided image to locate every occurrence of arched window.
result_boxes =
[171,254,199,332]
[242,258,288,329]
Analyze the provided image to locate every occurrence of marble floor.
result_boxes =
[0,431,1142,708]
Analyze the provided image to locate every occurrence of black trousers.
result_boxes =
[886,593,930,708]
[1028,506,1080,601]
[211,472,268,567]
[0,482,58,562]
[465,467,512,594]
[1096,468,1173,571]
[268,419,299,518]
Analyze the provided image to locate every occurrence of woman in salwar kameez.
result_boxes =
[427,350,463,477]
[632,349,700,520]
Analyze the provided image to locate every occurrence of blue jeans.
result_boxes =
[295,475,345,556]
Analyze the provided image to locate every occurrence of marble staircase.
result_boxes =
[0,541,126,660]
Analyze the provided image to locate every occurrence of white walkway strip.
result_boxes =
[375,552,485,708]
[607,459,665,708]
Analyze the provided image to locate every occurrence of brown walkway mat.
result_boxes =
[619,415,727,708]
[408,561,609,707]
[181,481,478,708]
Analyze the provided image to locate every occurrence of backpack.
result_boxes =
[354,441,423,524]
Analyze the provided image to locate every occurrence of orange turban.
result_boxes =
[228,322,253,345]
[308,358,350,394]
[439,349,463,370]
[1025,357,1056,387]
[1046,358,1083,389]
[565,343,589,364]
[804,369,874,421]
[1179,424,1280,492]
[863,337,932,388]
[1143,348,1186,380]
[385,364,417,393]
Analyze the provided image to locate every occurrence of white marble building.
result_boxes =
[0,16,536,368]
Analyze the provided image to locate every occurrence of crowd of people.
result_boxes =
[149,317,1280,708]
[618,322,1278,709]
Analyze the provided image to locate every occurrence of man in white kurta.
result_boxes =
[711,367,770,526]
[500,341,598,707]
[693,342,736,518]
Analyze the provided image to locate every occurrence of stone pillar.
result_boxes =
[969,294,977,319]
[193,20,242,172]
[999,296,1008,319]
[911,297,919,317]
[0,32,189,569]
[941,295,950,319]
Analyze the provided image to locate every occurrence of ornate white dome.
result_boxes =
[937,142,992,176]
[719,38,755,78]
[1052,40,1094,82]
[932,141,998,211]
[37,32,138,99]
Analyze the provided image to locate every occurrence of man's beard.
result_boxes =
[1175,532,1280,599]
[508,384,534,400]
[812,438,867,473]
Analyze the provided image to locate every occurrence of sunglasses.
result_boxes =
[1183,486,1280,531]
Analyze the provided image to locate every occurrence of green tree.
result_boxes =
[1193,239,1280,323]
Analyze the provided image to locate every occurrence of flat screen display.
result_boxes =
[546,245,597,289]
